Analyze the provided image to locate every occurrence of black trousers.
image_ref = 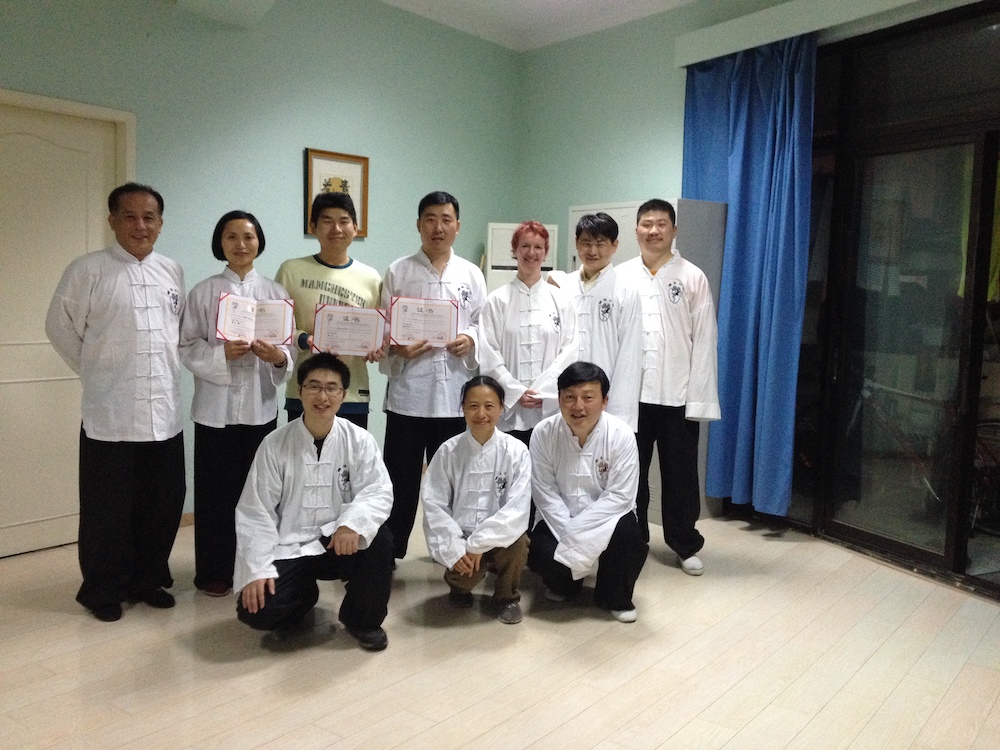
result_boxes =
[193,420,276,588]
[528,515,648,611]
[76,428,186,610]
[636,403,705,558]
[382,412,465,559]
[236,525,394,632]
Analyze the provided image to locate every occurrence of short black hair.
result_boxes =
[211,210,266,261]
[311,192,358,227]
[297,352,351,390]
[460,375,505,407]
[557,361,610,398]
[418,191,460,220]
[575,212,618,242]
[637,199,676,225]
[108,182,164,215]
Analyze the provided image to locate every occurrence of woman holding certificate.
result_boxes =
[478,221,578,445]
[179,210,293,597]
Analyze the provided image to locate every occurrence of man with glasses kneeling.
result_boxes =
[234,353,394,651]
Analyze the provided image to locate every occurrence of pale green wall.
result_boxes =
[0,0,851,513]
[1,0,521,487]
[518,0,785,268]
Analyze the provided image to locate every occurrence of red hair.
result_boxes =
[511,220,549,256]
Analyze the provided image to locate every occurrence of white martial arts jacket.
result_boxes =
[421,429,531,569]
[233,417,393,592]
[617,254,721,420]
[45,244,184,442]
[564,265,642,431]
[478,278,578,432]
[530,412,639,579]
[380,249,486,418]
[179,268,293,428]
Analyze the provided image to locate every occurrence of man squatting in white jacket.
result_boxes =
[46,182,185,623]
[617,199,720,577]
[234,353,394,651]
[528,362,649,623]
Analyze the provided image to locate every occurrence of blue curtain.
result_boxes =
[682,34,816,516]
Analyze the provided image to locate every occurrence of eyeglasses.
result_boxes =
[301,383,345,396]
[578,239,612,251]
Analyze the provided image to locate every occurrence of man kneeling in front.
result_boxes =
[528,361,648,622]
[234,352,394,651]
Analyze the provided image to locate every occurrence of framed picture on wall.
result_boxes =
[304,148,369,236]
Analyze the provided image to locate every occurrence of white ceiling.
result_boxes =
[376,0,700,51]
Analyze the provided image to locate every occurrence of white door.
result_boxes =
[0,92,132,557]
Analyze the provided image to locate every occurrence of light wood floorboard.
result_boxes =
[2,516,1000,749]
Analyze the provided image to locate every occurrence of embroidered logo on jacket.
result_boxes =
[457,284,472,308]
[336,465,351,493]
[494,473,508,496]
[667,280,684,304]
[598,299,613,321]
[550,312,561,332]
[166,287,181,315]
[595,456,610,481]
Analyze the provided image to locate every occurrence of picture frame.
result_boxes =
[304,148,369,236]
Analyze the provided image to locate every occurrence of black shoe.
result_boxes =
[130,588,175,609]
[448,590,474,608]
[90,603,123,622]
[347,626,388,652]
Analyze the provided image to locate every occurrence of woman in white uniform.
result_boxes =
[179,211,292,596]
[478,221,577,446]
[421,375,532,624]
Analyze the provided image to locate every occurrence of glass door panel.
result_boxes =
[831,144,972,553]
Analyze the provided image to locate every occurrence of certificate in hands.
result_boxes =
[312,304,387,356]
[389,296,459,346]
[215,293,294,344]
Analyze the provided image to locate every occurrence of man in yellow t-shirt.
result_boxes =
[275,193,383,428]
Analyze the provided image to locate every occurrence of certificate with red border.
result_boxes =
[312,304,387,356]
[215,293,294,344]
[388,296,459,346]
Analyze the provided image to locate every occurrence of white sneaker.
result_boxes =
[544,588,569,602]
[611,608,637,623]
[678,554,704,576]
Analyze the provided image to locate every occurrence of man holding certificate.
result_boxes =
[380,191,487,561]
[276,192,383,428]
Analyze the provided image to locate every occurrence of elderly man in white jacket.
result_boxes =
[528,362,648,623]
[234,353,394,651]
[45,183,185,624]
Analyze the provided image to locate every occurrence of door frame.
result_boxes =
[0,88,135,182]
[0,88,135,556]
[820,125,999,573]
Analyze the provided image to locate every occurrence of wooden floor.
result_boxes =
[3,515,1000,750]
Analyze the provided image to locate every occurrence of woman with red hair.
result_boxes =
[478,221,578,446]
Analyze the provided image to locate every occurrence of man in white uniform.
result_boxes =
[380,191,487,560]
[46,182,185,623]
[528,362,648,623]
[618,199,720,575]
[235,353,394,651]
[561,213,641,430]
